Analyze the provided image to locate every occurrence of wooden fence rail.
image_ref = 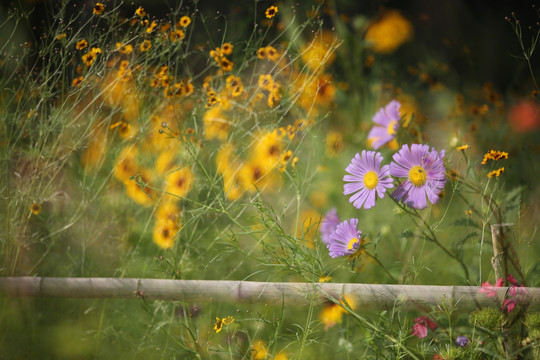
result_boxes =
[1,277,539,312]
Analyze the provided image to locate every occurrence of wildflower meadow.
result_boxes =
[1,0,540,359]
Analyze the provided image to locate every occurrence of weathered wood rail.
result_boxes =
[0,277,538,312]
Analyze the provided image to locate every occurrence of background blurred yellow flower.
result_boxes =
[365,10,413,53]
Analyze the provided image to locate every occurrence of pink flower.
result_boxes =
[412,323,428,338]
[507,274,517,285]
[411,316,437,339]
[503,298,516,313]
[478,279,503,297]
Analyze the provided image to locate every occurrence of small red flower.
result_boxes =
[503,298,516,313]
[478,279,503,297]
[507,274,517,285]
[411,316,437,339]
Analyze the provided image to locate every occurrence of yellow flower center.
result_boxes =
[363,171,379,190]
[409,165,427,186]
[347,237,359,251]
[387,119,398,135]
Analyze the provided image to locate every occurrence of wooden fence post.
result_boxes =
[490,223,526,286]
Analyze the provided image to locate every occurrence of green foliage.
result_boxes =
[1,0,540,358]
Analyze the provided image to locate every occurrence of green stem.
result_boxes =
[392,197,470,281]
[364,251,398,283]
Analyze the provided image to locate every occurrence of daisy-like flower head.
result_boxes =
[75,39,88,50]
[320,208,340,245]
[265,5,278,19]
[390,144,447,210]
[367,100,401,149]
[343,150,394,210]
[93,3,105,15]
[135,6,146,18]
[327,218,361,258]
[178,15,191,28]
[140,39,152,52]
[30,203,41,215]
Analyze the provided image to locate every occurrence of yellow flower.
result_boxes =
[220,57,233,72]
[456,144,470,151]
[251,340,268,360]
[365,10,413,53]
[226,75,243,97]
[221,42,233,55]
[152,220,179,249]
[93,3,105,15]
[160,23,171,32]
[146,21,158,33]
[116,42,134,54]
[279,150,293,172]
[203,106,230,141]
[256,47,266,59]
[216,144,244,201]
[396,93,418,127]
[487,167,504,178]
[113,146,139,182]
[30,203,41,215]
[72,76,83,87]
[135,6,146,18]
[185,81,194,96]
[82,47,101,67]
[117,121,138,140]
[170,29,185,42]
[140,39,152,52]
[124,171,155,206]
[252,130,283,170]
[155,202,181,225]
[291,156,298,168]
[265,5,278,19]
[325,131,343,157]
[296,209,321,249]
[292,72,336,113]
[155,151,177,175]
[81,127,108,171]
[300,31,338,71]
[265,45,279,62]
[319,275,332,283]
[319,294,356,330]
[56,33,66,40]
[481,150,508,164]
[258,74,274,91]
[178,15,191,28]
[238,159,279,194]
[75,39,88,50]
[213,316,234,333]
[165,167,194,199]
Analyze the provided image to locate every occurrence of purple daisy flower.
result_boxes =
[327,218,361,258]
[343,150,394,210]
[390,144,447,209]
[455,336,469,347]
[320,208,340,245]
[367,100,401,150]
